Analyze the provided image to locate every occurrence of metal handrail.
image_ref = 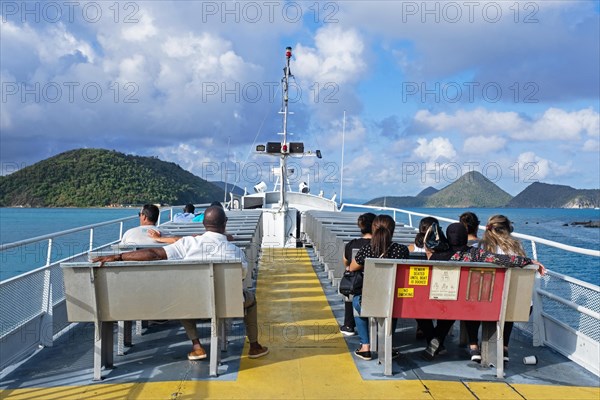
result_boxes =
[0,216,138,252]
[340,203,600,257]
[0,209,173,285]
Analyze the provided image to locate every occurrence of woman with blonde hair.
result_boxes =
[465,215,531,362]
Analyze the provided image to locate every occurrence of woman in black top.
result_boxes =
[340,213,376,336]
[349,214,410,360]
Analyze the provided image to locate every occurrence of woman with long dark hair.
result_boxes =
[348,215,409,360]
[409,216,439,253]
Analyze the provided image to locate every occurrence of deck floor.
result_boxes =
[1,248,598,399]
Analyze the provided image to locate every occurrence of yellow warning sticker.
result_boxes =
[409,266,429,285]
[398,288,414,298]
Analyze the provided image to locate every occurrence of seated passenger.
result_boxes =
[120,204,163,245]
[464,215,538,362]
[459,211,480,246]
[339,212,376,336]
[149,200,233,243]
[349,214,410,361]
[192,201,221,223]
[417,221,455,360]
[92,206,269,360]
[421,222,546,361]
[409,217,438,253]
[409,217,440,339]
[172,203,196,222]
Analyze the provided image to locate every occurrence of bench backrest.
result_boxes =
[61,260,244,322]
[361,259,536,322]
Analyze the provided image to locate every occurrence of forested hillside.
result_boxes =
[507,182,600,208]
[0,149,224,207]
[425,171,513,207]
[366,172,512,208]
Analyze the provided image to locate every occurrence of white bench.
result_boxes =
[61,260,244,380]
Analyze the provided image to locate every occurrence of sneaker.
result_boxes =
[503,350,509,362]
[354,348,372,361]
[339,325,356,336]
[469,346,481,362]
[187,348,207,360]
[422,338,440,361]
[248,344,269,359]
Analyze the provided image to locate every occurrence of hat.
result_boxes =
[446,223,468,250]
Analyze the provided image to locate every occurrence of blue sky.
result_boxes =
[1,1,599,201]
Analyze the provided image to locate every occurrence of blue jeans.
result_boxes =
[353,295,399,347]
[353,295,369,346]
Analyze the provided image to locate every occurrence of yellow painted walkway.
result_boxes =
[2,248,599,399]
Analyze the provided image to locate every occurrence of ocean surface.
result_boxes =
[1,207,599,284]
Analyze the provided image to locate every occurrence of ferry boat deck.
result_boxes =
[1,248,598,400]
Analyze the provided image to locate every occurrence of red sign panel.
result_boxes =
[391,264,505,321]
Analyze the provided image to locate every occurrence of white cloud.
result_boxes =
[294,25,366,84]
[413,137,457,162]
[337,1,599,102]
[118,54,146,83]
[1,20,95,64]
[414,107,599,142]
[158,33,259,96]
[121,10,157,42]
[323,116,366,148]
[414,108,524,135]
[463,135,507,154]
[516,108,599,140]
[516,151,573,180]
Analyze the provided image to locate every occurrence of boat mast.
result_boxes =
[224,135,231,204]
[340,111,346,205]
[279,46,292,210]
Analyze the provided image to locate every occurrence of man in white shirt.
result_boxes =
[172,203,196,222]
[93,206,269,360]
[120,204,163,245]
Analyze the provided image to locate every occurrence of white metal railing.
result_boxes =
[1,204,598,376]
[340,203,600,257]
[339,203,600,376]
[0,209,173,371]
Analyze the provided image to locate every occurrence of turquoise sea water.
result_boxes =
[1,207,599,284]
[0,208,142,280]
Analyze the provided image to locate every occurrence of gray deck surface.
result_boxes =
[1,248,598,390]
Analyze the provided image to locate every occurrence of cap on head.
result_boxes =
[446,223,468,248]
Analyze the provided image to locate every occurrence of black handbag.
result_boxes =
[339,270,363,296]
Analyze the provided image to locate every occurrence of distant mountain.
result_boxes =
[341,197,370,205]
[507,182,600,208]
[365,186,439,207]
[210,181,246,196]
[365,196,426,208]
[417,186,439,197]
[425,171,512,207]
[0,149,224,207]
[365,171,511,208]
